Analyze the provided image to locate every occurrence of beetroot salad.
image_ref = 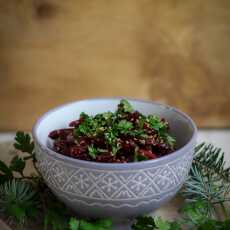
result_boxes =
[48,99,176,163]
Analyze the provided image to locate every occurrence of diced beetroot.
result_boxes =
[139,149,157,159]
[49,129,73,139]
[48,130,60,139]
[69,120,78,127]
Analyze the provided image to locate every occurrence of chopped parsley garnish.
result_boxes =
[50,99,176,163]
[88,145,98,159]
[117,120,133,134]
[118,99,134,113]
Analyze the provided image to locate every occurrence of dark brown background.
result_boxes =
[0,0,230,130]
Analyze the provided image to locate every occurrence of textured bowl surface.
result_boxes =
[32,98,197,219]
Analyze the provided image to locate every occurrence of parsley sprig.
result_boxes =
[147,115,175,147]
[73,99,176,160]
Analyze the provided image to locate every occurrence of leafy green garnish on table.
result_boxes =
[0,131,38,185]
[0,160,13,184]
[14,131,34,155]
[154,217,181,230]
[132,199,230,229]
[69,218,112,230]
[10,156,26,175]
[132,216,156,230]
[197,219,230,230]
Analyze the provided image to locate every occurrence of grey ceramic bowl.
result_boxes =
[32,98,197,219]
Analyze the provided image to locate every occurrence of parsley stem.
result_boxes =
[32,158,43,178]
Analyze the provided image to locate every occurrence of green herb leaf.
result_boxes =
[75,123,91,137]
[44,210,66,230]
[44,197,68,230]
[132,216,181,230]
[14,131,34,154]
[80,112,89,119]
[111,144,120,155]
[147,115,165,131]
[78,220,96,230]
[72,218,112,230]
[102,112,114,120]
[164,134,176,147]
[132,216,156,230]
[197,219,230,230]
[154,217,171,230]
[119,99,134,113]
[7,204,26,224]
[0,160,12,175]
[0,160,13,185]
[117,120,133,134]
[146,115,175,147]
[69,218,80,230]
[74,115,97,137]
[94,219,113,229]
[180,200,209,226]
[104,129,117,145]
[168,222,181,230]
[128,129,148,138]
[136,155,148,162]
[10,156,26,175]
[88,145,98,159]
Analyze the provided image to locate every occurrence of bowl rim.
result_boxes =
[32,97,198,167]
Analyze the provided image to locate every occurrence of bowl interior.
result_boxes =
[34,98,196,152]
